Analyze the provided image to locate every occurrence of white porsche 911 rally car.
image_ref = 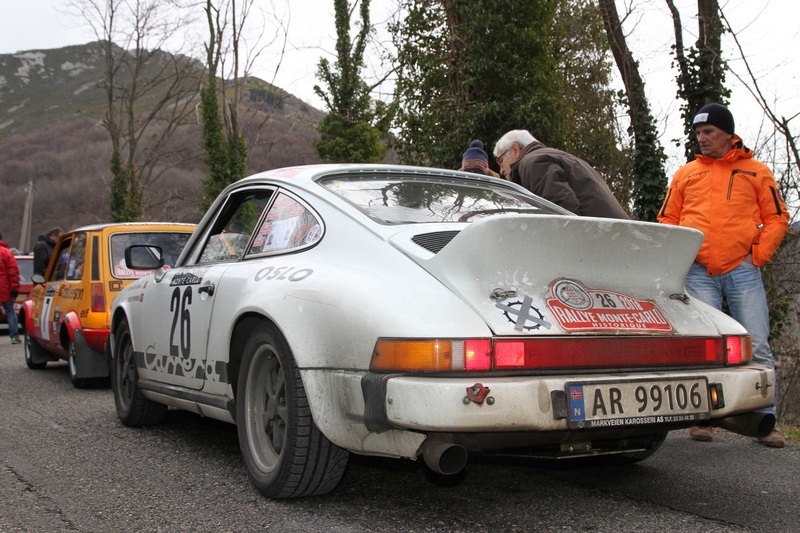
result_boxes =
[108,164,776,499]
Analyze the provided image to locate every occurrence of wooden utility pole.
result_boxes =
[19,180,34,253]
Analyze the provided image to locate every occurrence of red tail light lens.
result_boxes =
[464,339,491,370]
[494,340,525,368]
[724,335,752,365]
[494,336,724,369]
[91,282,106,312]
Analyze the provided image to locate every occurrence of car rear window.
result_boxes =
[16,257,33,284]
[319,175,562,224]
[110,232,192,278]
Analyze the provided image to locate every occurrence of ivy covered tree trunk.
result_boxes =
[200,83,229,209]
[667,0,730,160]
[109,150,129,222]
[598,0,666,221]
[199,0,251,209]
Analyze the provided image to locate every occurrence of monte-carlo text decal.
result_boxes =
[546,279,673,332]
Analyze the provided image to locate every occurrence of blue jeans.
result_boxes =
[2,300,19,339]
[685,261,777,416]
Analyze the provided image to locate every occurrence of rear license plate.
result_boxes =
[566,378,710,429]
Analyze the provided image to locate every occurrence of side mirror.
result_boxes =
[32,274,46,285]
[124,244,165,270]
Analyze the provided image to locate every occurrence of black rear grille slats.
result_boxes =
[411,231,460,254]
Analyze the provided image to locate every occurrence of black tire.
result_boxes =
[112,318,167,426]
[24,330,48,370]
[68,342,90,389]
[237,321,349,498]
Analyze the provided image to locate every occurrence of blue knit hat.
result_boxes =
[460,140,490,174]
[692,103,735,135]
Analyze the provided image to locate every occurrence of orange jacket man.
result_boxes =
[658,103,789,447]
[659,127,788,275]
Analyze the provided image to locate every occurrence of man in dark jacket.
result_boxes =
[33,227,62,276]
[493,130,629,219]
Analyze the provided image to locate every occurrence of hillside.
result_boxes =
[0,42,326,250]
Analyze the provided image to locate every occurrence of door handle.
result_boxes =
[198,283,215,296]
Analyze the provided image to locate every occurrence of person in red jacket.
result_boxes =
[658,103,789,447]
[0,232,22,344]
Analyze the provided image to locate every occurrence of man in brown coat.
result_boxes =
[493,129,629,219]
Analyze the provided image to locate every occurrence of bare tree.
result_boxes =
[719,10,800,199]
[199,0,291,206]
[67,0,202,221]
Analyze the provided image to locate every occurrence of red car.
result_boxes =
[0,254,32,327]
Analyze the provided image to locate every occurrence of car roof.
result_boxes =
[234,164,513,192]
[217,164,567,213]
[64,222,197,234]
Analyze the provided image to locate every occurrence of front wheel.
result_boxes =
[112,318,166,426]
[237,321,348,498]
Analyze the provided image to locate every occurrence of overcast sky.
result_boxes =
[1,0,798,173]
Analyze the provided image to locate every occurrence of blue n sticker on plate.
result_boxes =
[568,385,586,422]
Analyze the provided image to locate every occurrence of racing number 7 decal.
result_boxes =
[170,286,192,358]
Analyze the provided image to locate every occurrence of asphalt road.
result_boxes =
[1,333,797,533]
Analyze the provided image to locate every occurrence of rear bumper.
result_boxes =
[300,364,774,458]
[366,365,773,432]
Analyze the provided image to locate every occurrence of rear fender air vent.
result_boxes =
[411,231,461,254]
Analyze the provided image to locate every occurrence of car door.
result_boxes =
[137,189,275,390]
[37,233,87,350]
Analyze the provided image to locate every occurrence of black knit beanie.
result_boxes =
[692,103,735,135]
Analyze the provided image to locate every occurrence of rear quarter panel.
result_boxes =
[203,207,491,373]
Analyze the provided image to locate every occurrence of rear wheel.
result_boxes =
[24,330,48,370]
[237,321,349,498]
[112,319,166,426]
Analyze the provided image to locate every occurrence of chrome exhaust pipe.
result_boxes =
[420,439,468,475]
[713,412,775,438]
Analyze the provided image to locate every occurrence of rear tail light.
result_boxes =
[465,340,491,371]
[724,335,752,365]
[91,282,106,313]
[371,340,453,371]
[370,335,745,372]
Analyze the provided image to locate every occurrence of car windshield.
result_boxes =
[110,231,192,278]
[320,174,561,224]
